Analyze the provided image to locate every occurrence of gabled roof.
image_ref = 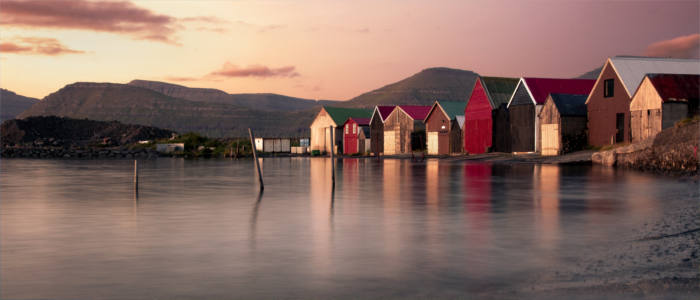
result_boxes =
[397,105,431,120]
[481,76,519,108]
[434,101,467,120]
[324,106,373,126]
[521,78,595,105]
[549,93,588,116]
[351,117,371,126]
[456,115,465,129]
[369,105,396,124]
[646,74,700,102]
[609,57,700,97]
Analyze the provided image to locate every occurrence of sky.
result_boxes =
[1,0,698,100]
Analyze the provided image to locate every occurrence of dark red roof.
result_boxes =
[377,106,396,121]
[398,105,432,120]
[523,78,595,104]
[647,74,700,102]
[345,117,371,126]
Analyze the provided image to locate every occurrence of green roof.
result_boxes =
[323,106,372,126]
[481,77,519,108]
[436,101,467,120]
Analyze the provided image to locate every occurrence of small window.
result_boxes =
[353,124,357,134]
[604,79,614,98]
[345,125,349,134]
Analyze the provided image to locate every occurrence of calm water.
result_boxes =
[0,158,695,299]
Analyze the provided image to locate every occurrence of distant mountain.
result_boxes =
[128,79,340,111]
[341,67,479,107]
[19,82,315,137]
[1,89,40,122]
[1,116,175,147]
[17,67,481,138]
[577,66,603,79]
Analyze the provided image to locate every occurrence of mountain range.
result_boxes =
[8,66,599,137]
[15,67,480,137]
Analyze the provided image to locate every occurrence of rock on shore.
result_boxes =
[593,119,699,175]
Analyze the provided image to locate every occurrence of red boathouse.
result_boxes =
[343,117,370,154]
[463,77,519,154]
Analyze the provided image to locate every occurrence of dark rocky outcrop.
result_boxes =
[1,116,175,148]
[593,119,699,175]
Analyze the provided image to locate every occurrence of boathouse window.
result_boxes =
[345,125,349,134]
[353,124,357,134]
[604,79,614,98]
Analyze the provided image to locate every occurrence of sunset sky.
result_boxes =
[1,0,698,100]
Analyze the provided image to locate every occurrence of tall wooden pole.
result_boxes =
[249,128,264,191]
[330,126,335,186]
[133,160,139,191]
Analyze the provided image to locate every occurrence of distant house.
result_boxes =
[425,101,467,155]
[342,117,371,154]
[586,57,700,146]
[630,74,699,142]
[255,138,291,153]
[507,78,594,153]
[538,93,588,156]
[369,106,396,155]
[383,105,431,155]
[309,106,372,154]
[156,143,185,153]
[451,115,465,153]
[463,76,519,154]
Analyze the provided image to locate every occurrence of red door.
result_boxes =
[343,123,358,154]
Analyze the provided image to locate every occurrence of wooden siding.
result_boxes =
[425,107,451,155]
[492,105,511,152]
[587,61,632,146]
[370,111,384,155]
[539,95,588,155]
[630,77,663,142]
[450,121,463,153]
[464,79,493,154]
[509,104,535,152]
[383,108,421,154]
[309,108,341,154]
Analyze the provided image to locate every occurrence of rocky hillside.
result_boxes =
[128,79,339,111]
[342,67,478,107]
[1,116,175,147]
[19,82,316,137]
[1,89,40,122]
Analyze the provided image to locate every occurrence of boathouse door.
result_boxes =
[541,124,559,156]
[615,113,624,143]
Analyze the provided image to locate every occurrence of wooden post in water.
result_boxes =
[133,160,139,191]
[330,126,335,186]
[249,128,264,191]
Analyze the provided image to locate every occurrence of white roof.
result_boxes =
[610,57,700,96]
[456,115,465,129]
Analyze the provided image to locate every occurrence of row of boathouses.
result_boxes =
[309,56,700,156]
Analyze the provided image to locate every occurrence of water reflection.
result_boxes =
[0,158,689,300]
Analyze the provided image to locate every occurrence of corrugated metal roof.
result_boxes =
[437,101,467,120]
[610,57,700,96]
[550,93,588,116]
[456,115,465,129]
[646,74,700,102]
[482,76,519,108]
[523,78,595,104]
[377,106,396,121]
[324,106,373,126]
[398,105,431,120]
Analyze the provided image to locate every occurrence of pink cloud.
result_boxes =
[164,76,199,82]
[209,62,300,78]
[0,0,178,43]
[0,37,84,55]
[645,33,700,59]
